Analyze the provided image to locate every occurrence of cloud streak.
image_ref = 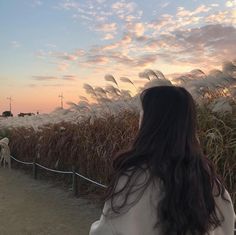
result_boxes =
[62,75,78,80]
[32,75,77,81]
[32,76,58,81]
[10,41,21,48]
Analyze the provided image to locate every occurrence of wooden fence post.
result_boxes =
[72,166,78,196]
[33,160,37,180]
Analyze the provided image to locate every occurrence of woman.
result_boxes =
[90,86,235,235]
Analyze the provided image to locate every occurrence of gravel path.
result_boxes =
[0,168,101,235]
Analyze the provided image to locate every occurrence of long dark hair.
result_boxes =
[105,86,226,235]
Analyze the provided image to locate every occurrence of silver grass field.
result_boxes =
[0,61,235,208]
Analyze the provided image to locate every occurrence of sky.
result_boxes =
[0,0,235,114]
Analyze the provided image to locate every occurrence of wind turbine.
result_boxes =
[59,93,64,109]
[7,97,12,113]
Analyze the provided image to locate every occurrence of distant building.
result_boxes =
[2,111,13,117]
[18,112,35,117]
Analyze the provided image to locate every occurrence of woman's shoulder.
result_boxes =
[213,181,235,213]
[90,167,161,235]
[112,166,162,211]
[212,188,235,235]
[214,188,235,216]
[115,166,161,194]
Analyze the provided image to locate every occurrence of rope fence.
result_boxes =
[9,155,107,196]
[35,163,73,175]
[75,172,107,188]
[10,155,34,165]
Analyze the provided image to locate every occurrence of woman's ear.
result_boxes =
[196,133,200,144]
[139,110,143,129]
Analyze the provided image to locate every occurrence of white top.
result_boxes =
[89,170,235,235]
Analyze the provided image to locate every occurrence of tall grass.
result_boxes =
[1,62,235,207]
[3,105,235,207]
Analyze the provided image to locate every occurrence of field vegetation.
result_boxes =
[0,61,235,207]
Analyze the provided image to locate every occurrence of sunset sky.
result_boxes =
[0,0,235,114]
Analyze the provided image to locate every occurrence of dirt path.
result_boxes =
[0,168,101,235]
